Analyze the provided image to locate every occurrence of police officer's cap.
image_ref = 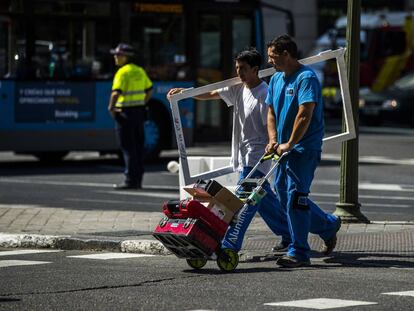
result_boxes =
[110,43,135,56]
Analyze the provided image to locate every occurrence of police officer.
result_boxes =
[108,43,153,190]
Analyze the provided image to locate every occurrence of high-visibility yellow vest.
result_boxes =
[112,63,153,108]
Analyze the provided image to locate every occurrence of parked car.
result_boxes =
[359,73,414,127]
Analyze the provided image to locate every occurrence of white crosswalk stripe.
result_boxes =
[67,252,155,260]
[264,298,378,309]
[382,290,414,297]
[0,260,51,268]
[0,250,62,256]
[0,250,60,268]
[0,250,155,267]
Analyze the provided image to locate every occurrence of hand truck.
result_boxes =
[153,152,288,272]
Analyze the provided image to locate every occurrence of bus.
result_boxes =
[0,0,292,161]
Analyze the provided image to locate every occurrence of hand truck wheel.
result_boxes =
[217,248,239,272]
[186,258,207,270]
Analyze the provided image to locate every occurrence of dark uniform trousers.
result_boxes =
[114,107,146,186]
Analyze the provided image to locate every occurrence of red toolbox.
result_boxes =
[161,199,228,236]
[153,199,228,258]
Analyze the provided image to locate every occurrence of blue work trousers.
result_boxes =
[274,149,339,261]
[221,155,339,255]
[114,107,145,186]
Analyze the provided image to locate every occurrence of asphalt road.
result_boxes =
[0,125,413,310]
[0,249,413,311]
[0,125,412,221]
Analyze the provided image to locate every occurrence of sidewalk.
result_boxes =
[1,206,413,264]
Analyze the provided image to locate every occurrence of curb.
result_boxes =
[0,233,170,256]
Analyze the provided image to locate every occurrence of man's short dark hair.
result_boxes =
[267,35,298,58]
[235,47,262,68]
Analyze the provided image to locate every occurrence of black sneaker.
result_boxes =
[272,241,290,253]
[321,216,341,255]
[113,183,141,190]
[276,255,311,268]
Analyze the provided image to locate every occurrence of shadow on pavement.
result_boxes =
[325,251,414,269]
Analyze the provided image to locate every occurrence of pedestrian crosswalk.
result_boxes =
[67,253,154,260]
[1,249,413,310]
[0,249,156,268]
[262,291,414,309]
[264,298,378,309]
[0,260,51,268]
[382,290,414,297]
[0,249,61,256]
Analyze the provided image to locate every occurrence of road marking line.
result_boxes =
[103,191,179,199]
[312,192,414,201]
[370,221,414,225]
[264,298,377,309]
[0,260,52,268]
[382,290,414,297]
[315,180,414,192]
[67,253,155,260]
[0,250,61,256]
[315,201,412,208]
[0,178,111,188]
[323,154,414,166]
[65,198,161,206]
[0,178,179,192]
[2,176,414,193]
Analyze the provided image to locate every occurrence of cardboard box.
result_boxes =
[183,183,244,224]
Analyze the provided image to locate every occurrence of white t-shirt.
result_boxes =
[218,81,270,174]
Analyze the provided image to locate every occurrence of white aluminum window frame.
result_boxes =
[169,48,355,185]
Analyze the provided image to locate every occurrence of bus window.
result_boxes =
[198,14,222,84]
[195,14,222,141]
[130,9,186,81]
[232,16,252,57]
[0,18,7,77]
[4,1,113,80]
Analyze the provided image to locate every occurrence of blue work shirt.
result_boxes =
[265,65,324,152]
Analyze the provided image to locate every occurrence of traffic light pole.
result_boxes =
[334,0,369,223]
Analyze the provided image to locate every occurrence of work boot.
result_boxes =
[271,240,290,253]
[276,255,311,268]
[113,182,141,190]
[321,216,342,255]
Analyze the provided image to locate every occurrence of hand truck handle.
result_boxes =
[261,152,280,163]
[263,151,290,181]
[235,151,289,193]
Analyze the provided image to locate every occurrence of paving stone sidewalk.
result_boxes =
[1,206,414,263]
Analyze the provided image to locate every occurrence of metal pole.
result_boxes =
[334,0,369,223]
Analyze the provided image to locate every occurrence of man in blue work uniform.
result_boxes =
[108,43,153,190]
[265,35,341,267]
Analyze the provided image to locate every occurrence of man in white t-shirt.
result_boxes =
[168,48,291,251]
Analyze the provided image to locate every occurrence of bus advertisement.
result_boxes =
[0,0,291,161]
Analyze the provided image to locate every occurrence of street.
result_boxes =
[3,1,414,309]
[0,125,413,222]
[0,248,413,311]
[0,124,413,310]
